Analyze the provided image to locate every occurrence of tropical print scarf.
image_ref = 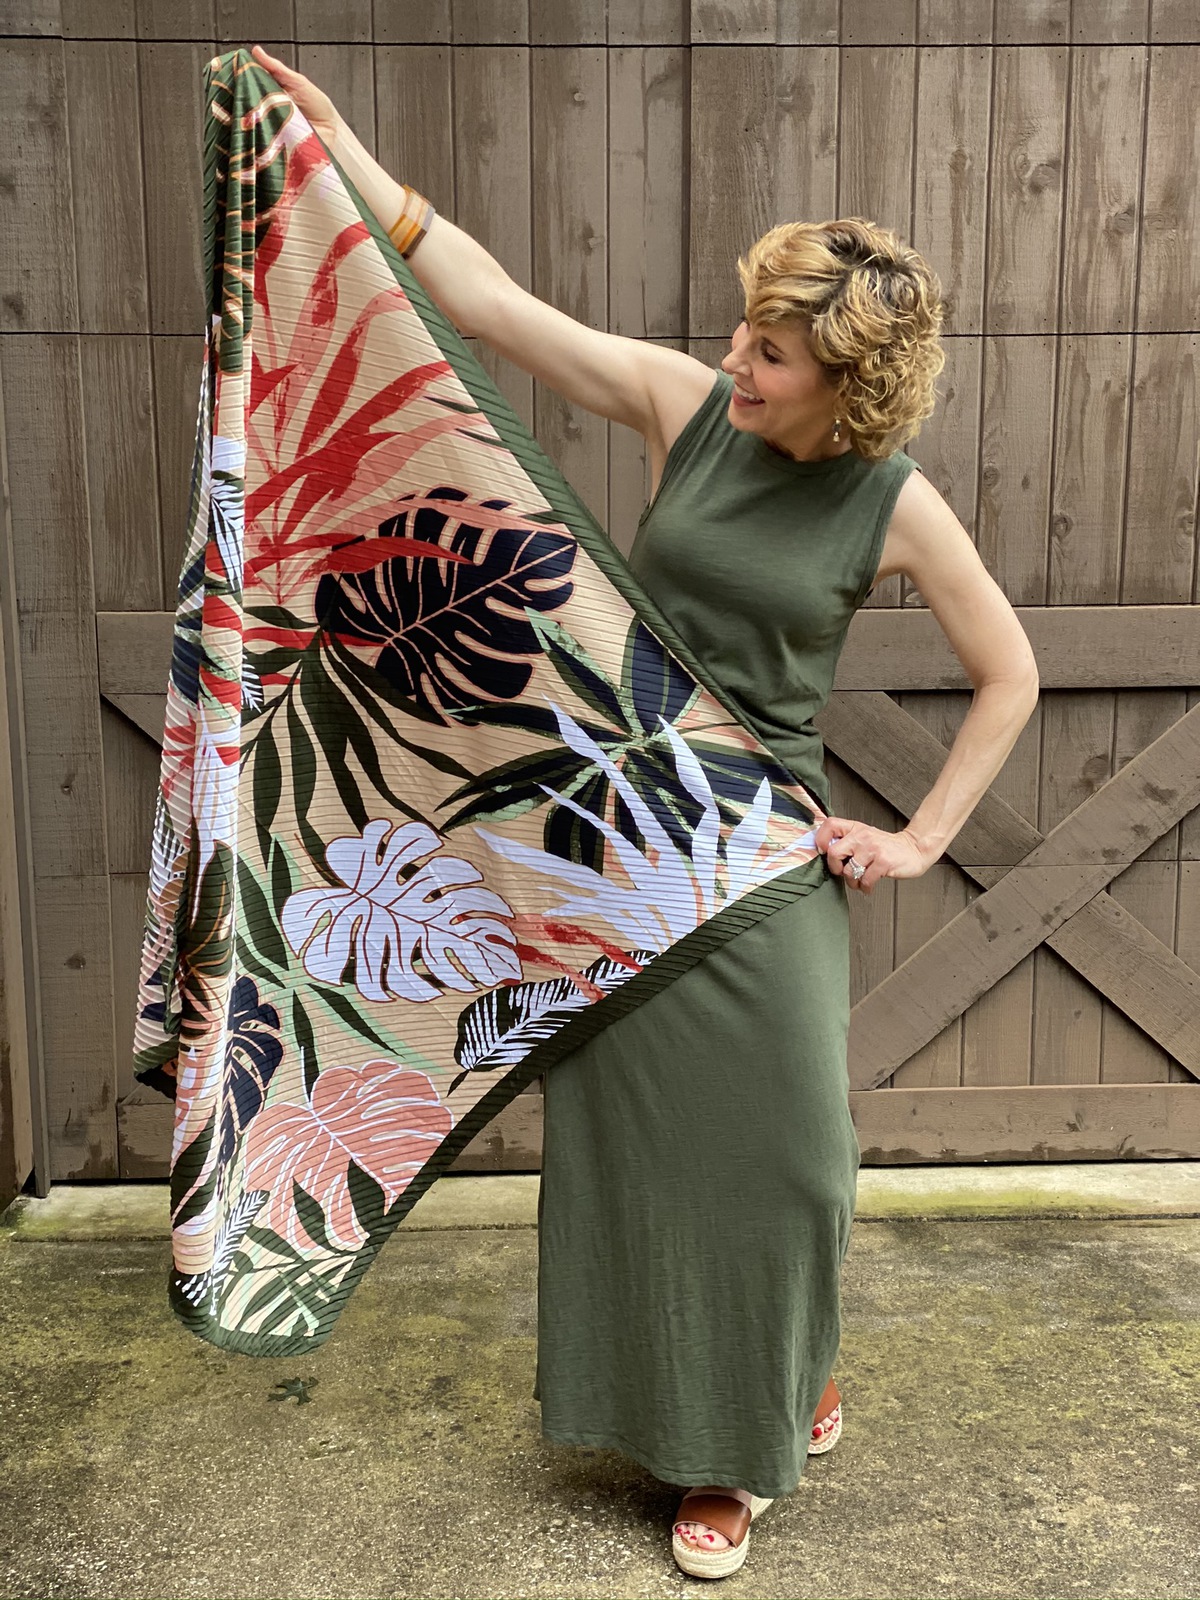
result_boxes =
[132,48,833,1356]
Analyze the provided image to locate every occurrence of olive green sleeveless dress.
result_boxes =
[532,368,921,1499]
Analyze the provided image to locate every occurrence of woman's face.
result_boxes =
[720,318,847,457]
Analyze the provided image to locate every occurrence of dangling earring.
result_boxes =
[832,416,843,443]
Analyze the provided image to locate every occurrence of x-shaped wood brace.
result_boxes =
[814,695,1200,1092]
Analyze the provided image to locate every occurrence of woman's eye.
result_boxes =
[762,349,780,364]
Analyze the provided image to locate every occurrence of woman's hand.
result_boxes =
[814,817,932,893]
[251,45,344,148]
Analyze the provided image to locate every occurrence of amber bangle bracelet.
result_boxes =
[387,185,436,259]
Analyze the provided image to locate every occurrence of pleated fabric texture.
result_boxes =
[131,49,839,1357]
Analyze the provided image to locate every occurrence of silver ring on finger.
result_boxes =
[845,854,866,883]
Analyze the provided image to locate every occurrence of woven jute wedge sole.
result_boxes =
[671,1493,775,1580]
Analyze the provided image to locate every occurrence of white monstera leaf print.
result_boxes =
[282,818,520,1003]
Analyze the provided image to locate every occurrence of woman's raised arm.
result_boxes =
[250,46,708,441]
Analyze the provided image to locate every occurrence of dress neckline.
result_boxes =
[750,430,863,476]
[712,372,864,476]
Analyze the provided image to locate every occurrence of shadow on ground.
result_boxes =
[1,1178,1198,1599]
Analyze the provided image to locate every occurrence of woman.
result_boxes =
[252,46,1040,1581]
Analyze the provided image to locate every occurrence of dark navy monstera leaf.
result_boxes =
[314,486,576,719]
[218,975,284,1166]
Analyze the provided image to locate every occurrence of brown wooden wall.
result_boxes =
[1,0,1198,1195]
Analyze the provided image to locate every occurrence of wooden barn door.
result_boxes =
[1,6,1197,1183]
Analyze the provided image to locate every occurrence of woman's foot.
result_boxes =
[673,1486,753,1551]
[673,1376,842,1549]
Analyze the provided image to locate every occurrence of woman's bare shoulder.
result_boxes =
[635,347,724,457]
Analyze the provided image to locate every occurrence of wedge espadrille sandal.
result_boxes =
[671,1490,775,1579]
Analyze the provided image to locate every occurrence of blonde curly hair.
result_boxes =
[735,217,947,463]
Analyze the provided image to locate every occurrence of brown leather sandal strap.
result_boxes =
[675,1492,752,1548]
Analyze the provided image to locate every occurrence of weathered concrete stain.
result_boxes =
[1,1205,1198,1598]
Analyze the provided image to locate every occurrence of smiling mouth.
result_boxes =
[732,384,764,404]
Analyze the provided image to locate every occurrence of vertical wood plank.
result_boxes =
[216,0,293,40]
[138,40,213,336]
[919,0,992,44]
[65,41,149,334]
[0,364,39,1204]
[986,45,1068,334]
[110,869,151,1110]
[531,46,608,526]
[1,1,63,34]
[1060,46,1145,334]
[977,333,1057,604]
[689,46,839,337]
[1138,46,1200,332]
[1048,334,1129,604]
[151,334,204,606]
[1121,333,1197,604]
[453,0,529,44]
[453,46,530,284]
[1152,0,1200,40]
[774,0,838,44]
[80,335,161,610]
[374,1,451,43]
[297,42,375,154]
[529,0,604,44]
[608,46,686,339]
[1072,0,1150,44]
[293,0,369,41]
[960,705,1040,1087]
[838,43,917,250]
[376,44,454,206]
[1031,689,1115,1085]
[62,0,134,33]
[101,705,160,876]
[690,0,775,42]
[993,0,1070,45]
[607,0,688,46]
[841,0,917,45]
[136,0,215,36]
[35,874,117,1179]
[913,46,991,339]
[0,39,79,333]
[1,332,116,1177]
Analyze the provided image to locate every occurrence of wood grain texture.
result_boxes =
[376,44,453,206]
[607,0,688,46]
[607,46,686,339]
[531,46,609,526]
[298,41,375,153]
[7,13,1197,1171]
[96,604,1200,696]
[845,703,1200,1089]
[79,335,161,611]
[139,40,213,335]
[0,38,78,333]
[688,45,838,335]
[65,41,149,333]
[850,1083,1200,1163]
[1061,47,1144,333]
[987,44,1068,335]
[913,45,991,339]
[1139,46,1200,330]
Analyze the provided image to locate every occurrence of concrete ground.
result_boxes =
[1,1165,1198,1600]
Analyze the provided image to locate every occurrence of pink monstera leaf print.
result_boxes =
[281,818,521,1004]
[242,1058,453,1253]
